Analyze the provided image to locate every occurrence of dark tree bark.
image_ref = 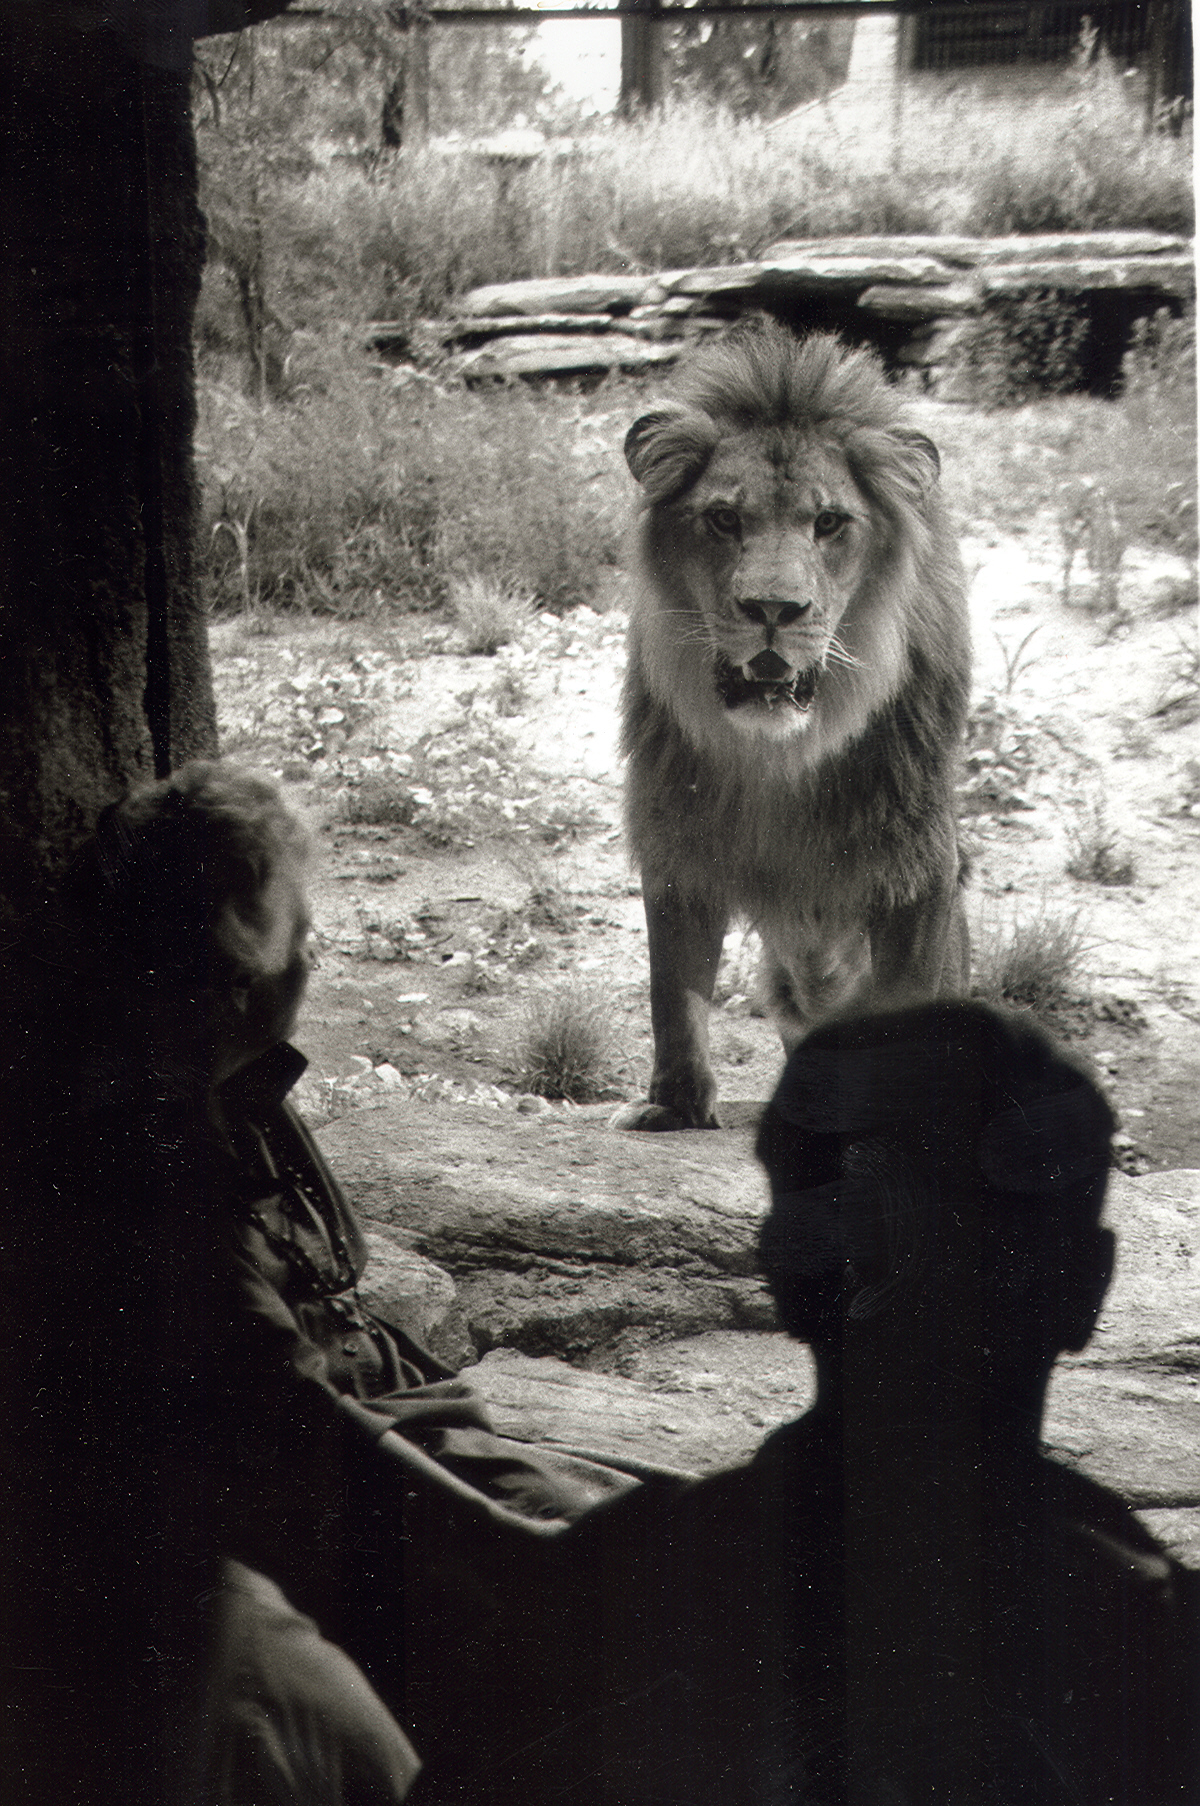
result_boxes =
[386,3,431,147]
[1143,0,1191,132]
[0,10,221,940]
[620,0,664,115]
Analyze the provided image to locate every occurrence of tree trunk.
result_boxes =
[387,4,431,147]
[0,12,216,940]
[620,0,664,115]
[1143,0,1191,133]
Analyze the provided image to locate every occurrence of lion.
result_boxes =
[614,319,972,1131]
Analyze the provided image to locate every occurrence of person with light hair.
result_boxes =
[1,761,642,1806]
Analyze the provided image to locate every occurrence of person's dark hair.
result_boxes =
[66,761,309,994]
[756,1001,1114,1342]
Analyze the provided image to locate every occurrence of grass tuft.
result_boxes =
[515,982,611,1101]
[451,574,534,655]
[971,904,1090,1027]
[1065,803,1137,886]
[1151,638,1200,730]
[341,778,418,828]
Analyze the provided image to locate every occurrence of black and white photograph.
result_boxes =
[1,0,1196,1799]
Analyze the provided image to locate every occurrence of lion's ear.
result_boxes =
[889,428,941,494]
[625,405,718,504]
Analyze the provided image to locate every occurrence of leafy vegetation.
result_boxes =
[194,23,1192,367]
[950,291,1092,409]
[197,359,625,617]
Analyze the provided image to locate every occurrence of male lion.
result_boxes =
[615,320,971,1131]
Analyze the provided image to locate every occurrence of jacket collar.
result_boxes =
[219,1041,308,1117]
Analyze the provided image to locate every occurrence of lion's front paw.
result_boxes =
[609,1099,721,1132]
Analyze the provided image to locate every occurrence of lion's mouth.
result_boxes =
[716,656,822,714]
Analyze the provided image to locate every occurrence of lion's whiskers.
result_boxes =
[826,635,863,672]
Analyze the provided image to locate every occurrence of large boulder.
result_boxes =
[322,1101,1197,1364]
[320,1100,777,1359]
[326,1102,1199,1556]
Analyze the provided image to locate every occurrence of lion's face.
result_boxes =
[626,367,944,759]
[660,428,872,740]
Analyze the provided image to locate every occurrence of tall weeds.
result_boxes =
[196,349,626,616]
[202,76,1191,331]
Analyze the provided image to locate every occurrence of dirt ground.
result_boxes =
[213,402,1200,1171]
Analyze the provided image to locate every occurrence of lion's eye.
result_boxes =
[706,507,741,538]
[814,510,848,540]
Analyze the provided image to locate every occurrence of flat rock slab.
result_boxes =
[1079,1167,1200,1367]
[455,334,680,379]
[758,232,1188,266]
[327,1098,1198,1362]
[472,1334,814,1475]
[668,256,951,297]
[857,283,981,320]
[981,256,1196,295]
[471,1343,1200,1561]
[441,313,621,341]
[459,275,661,318]
[469,1330,1200,1502]
[329,1097,1199,1552]
[323,1099,776,1356]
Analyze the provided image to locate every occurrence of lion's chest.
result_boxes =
[632,756,881,928]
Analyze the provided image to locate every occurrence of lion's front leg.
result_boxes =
[764,927,873,1054]
[614,888,728,1131]
[868,863,970,1008]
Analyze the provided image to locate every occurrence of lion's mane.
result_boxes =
[623,323,970,936]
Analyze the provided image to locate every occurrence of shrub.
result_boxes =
[961,35,1193,237]
[1065,804,1137,886]
[196,351,625,616]
[450,575,534,655]
[1122,306,1197,402]
[1057,477,1130,618]
[341,778,418,828]
[951,291,1091,409]
[971,905,1090,1027]
[515,982,611,1101]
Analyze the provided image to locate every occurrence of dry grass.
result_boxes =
[971,904,1091,1026]
[450,575,534,655]
[1065,803,1137,887]
[515,982,611,1101]
[210,62,1190,327]
[1151,638,1200,730]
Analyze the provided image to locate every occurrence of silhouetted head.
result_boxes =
[757,1001,1115,1400]
[64,762,313,1072]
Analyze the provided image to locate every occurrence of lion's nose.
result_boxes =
[737,598,809,627]
[748,648,793,682]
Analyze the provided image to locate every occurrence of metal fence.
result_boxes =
[910,1,1152,70]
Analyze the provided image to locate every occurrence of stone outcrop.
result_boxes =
[324,1099,1200,1555]
[320,1101,777,1361]
[366,232,1194,388]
